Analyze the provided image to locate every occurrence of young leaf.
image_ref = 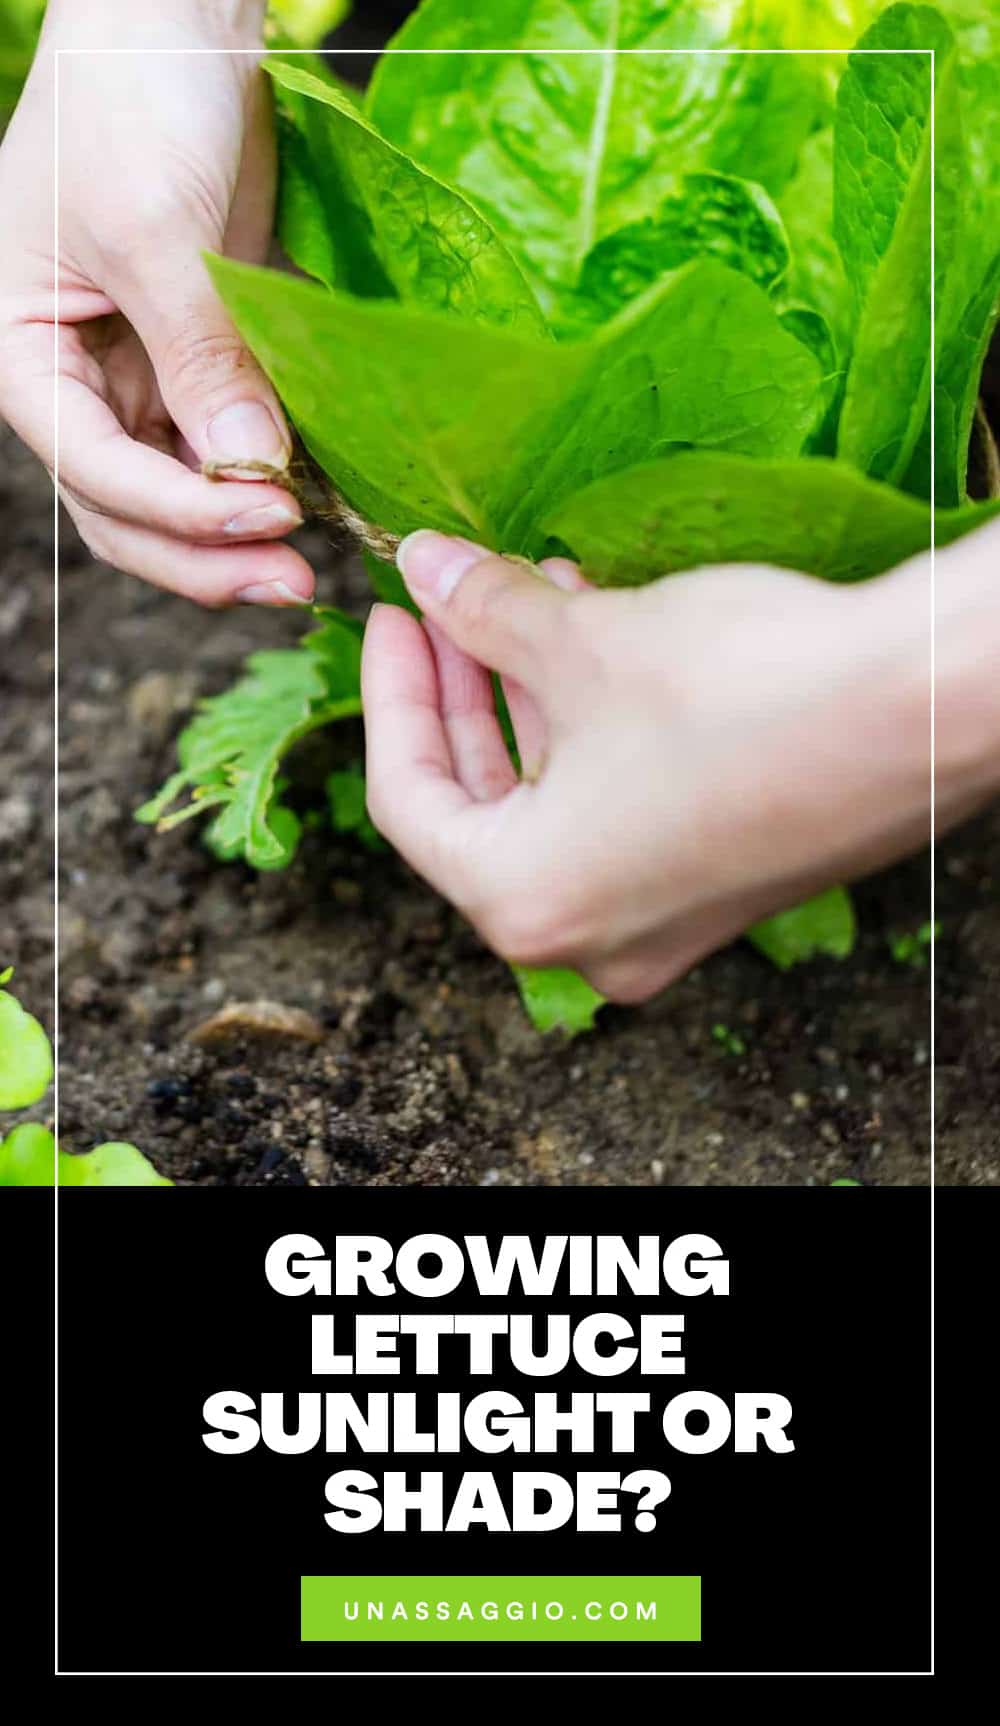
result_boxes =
[367,0,824,323]
[544,449,1000,586]
[0,971,53,1110]
[207,255,588,543]
[903,1,1000,502]
[748,887,858,970]
[58,1142,173,1188]
[499,259,824,554]
[0,1124,173,1187]
[777,126,854,365]
[266,58,549,334]
[567,172,791,332]
[264,0,351,47]
[327,765,384,852]
[0,1123,55,1186]
[0,0,44,119]
[136,608,363,871]
[835,4,963,484]
[512,966,605,1037]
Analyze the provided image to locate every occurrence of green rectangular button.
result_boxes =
[301,1575,700,1642]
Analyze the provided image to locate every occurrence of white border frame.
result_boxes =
[49,40,939,1677]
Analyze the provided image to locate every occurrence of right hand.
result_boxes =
[0,0,314,608]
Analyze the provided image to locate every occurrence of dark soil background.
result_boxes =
[5,8,999,1185]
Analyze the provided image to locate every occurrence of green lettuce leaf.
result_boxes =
[367,0,825,324]
[748,887,857,969]
[136,607,363,870]
[0,1123,53,1185]
[778,127,854,365]
[266,57,549,334]
[207,254,589,542]
[0,967,53,1110]
[58,1141,173,1187]
[0,1122,173,1187]
[500,259,824,554]
[544,449,1000,584]
[0,0,44,119]
[265,0,350,47]
[835,4,963,484]
[512,966,605,1036]
[566,171,791,332]
[904,0,1000,502]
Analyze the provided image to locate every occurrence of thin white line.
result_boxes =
[54,47,933,55]
[64,1669,931,1678]
[928,44,936,1682]
[49,38,936,1683]
[53,36,61,1678]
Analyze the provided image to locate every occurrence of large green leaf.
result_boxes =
[267,57,548,334]
[904,0,1000,502]
[207,254,589,542]
[499,259,824,553]
[778,127,854,365]
[834,4,963,484]
[0,0,44,119]
[136,608,364,870]
[566,171,791,332]
[367,0,826,324]
[544,449,1000,584]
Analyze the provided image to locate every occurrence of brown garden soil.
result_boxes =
[14,420,984,1188]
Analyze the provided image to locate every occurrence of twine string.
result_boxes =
[201,447,403,563]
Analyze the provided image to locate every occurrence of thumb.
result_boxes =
[119,242,291,477]
[396,531,568,688]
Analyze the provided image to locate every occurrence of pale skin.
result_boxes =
[0,0,313,605]
[362,526,1000,1003]
[2,3,998,1001]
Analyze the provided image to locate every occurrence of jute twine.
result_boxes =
[202,442,403,563]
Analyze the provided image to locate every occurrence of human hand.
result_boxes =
[362,524,1000,1002]
[0,0,314,607]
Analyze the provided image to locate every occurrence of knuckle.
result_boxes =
[160,324,252,398]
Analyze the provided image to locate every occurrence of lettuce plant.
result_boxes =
[141,0,1000,1033]
[0,968,171,1185]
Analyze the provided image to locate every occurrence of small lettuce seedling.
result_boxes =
[0,965,53,1110]
[140,0,1000,1033]
[0,967,171,1186]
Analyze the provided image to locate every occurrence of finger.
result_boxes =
[538,555,589,592]
[1,324,303,542]
[395,531,568,691]
[500,559,585,777]
[62,496,315,607]
[363,603,504,896]
[422,618,518,803]
[55,375,304,539]
[115,233,291,478]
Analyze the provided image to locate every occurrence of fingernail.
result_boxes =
[207,401,289,467]
[396,530,489,603]
[234,580,312,607]
[223,502,303,537]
